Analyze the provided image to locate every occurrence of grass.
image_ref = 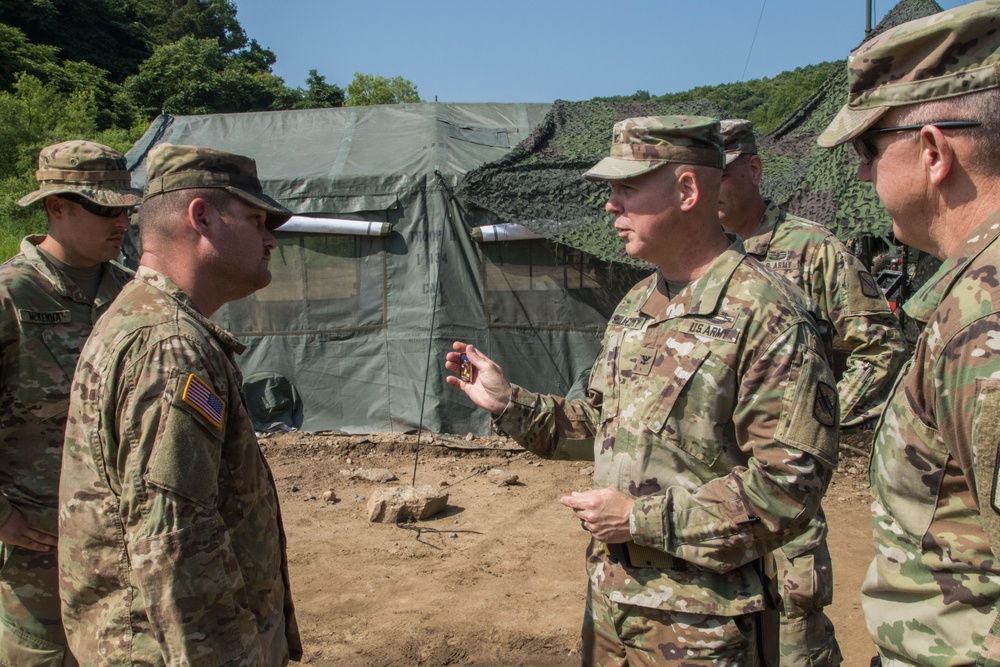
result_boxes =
[0,207,45,263]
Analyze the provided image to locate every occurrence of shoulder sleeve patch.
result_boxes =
[814,382,838,427]
[181,374,226,430]
[773,344,839,468]
[858,270,880,299]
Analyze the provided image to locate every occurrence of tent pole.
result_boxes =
[412,169,451,487]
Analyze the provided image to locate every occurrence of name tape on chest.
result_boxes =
[611,314,645,329]
[182,374,226,429]
[764,250,800,273]
[18,309,71,325]
[763,260,797,272]
[682,319,741,343]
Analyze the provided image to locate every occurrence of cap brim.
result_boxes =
[226,187,293,230]
[583,157,665,182]
[818,104,889,148]
[17,186,142,208]
[724,151,741,166]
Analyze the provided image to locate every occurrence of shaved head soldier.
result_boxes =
[447,116,838,666]
[818,1,1000,664]
[0,140,140,666]
[58,144,302,665]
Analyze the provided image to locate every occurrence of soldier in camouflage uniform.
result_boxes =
[817,2,1000,665]
[447,116,839,666]
[719,119,907,429]
[0,140,140,667]
[58,144,302,666]
[718,119,908,667]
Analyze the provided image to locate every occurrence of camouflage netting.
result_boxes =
[459,0,944,265]
[459,99,726,265]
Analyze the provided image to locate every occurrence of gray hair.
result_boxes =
[896,88,1000,174]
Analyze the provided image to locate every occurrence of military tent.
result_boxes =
[125,103,643,435]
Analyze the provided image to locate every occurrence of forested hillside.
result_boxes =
[598,61,842,135]
[0,0,840,261]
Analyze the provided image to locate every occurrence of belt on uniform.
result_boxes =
[605,541,685,570]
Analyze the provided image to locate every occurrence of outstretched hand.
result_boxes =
[0,507,57,552]
[444,342,513,415]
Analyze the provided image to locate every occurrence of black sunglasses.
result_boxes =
[60,193,130,218]
[852,120,982,165]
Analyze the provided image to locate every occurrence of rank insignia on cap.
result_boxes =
[814,382,838,427]
[182,374,225,429]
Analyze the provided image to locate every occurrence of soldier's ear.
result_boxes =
[677,170,699,212]
[748,155,764,186]
[185,197,213,237]
[920,125,954,186]
[44,195,67,220]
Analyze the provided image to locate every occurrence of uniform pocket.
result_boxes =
[871,387,946,541]
[0,619,66,667]
[637,339,721,466]
[16,334,76,423]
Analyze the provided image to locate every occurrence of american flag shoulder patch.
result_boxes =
[182,374,225,429]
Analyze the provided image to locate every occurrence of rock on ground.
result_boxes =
[486,468,519,487]
[367,485,449,523]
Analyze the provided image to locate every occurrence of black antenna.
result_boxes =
[741,0,767,81]
[866,0,874,37]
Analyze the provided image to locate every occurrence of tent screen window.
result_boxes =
[213,234,386,334]
[482,240,638,330]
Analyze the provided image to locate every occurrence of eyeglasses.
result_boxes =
[852,120,982,165]
[59,193,130,218]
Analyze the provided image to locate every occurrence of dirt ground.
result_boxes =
[262,430,876,667]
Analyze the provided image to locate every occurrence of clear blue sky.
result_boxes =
[233,0,970,103]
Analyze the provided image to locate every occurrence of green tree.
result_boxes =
[139,0,247,52]
[0,0,149,84]
[291,69,344,109]
[0,75,96,258]
[61,60,137,131]
[345,72,421,107]
[0,24,136,131]
[123,36,296,117]
[595,61,841,133]
[0,23,61,90]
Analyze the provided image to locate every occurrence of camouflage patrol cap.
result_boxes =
[819,0,1000,147]
[17,140,142,208]
[720,119,758,166]
[143,143,292,230]
[583,115,723,181]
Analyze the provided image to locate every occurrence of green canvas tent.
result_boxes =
[125,103,643,435]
